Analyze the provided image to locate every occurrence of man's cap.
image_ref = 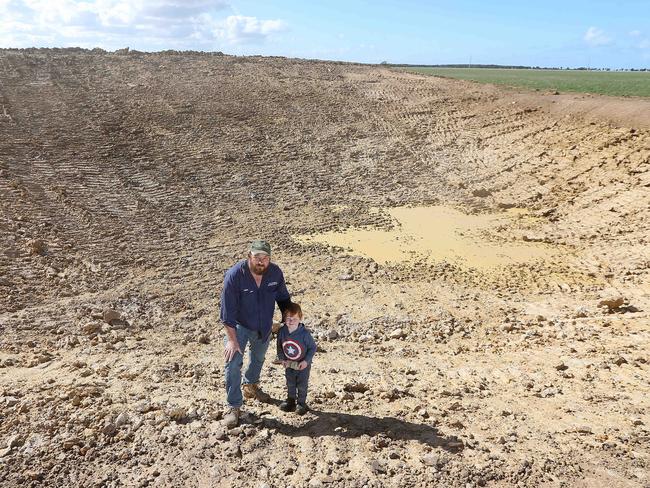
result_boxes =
[250,239,271,255]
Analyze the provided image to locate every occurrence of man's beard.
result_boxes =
[250,262,269,275]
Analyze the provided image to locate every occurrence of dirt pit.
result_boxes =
[0,50,648,488]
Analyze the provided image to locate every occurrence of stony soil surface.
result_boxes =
[1,49,649,487]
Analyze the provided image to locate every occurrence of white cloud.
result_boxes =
[584,26,612,46]
[0,0,286,50]
[625,30,650,50]
[22,0,93,24]
[213,15,286,44]
[94,0,138,26]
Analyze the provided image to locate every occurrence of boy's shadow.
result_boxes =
[256,404,463,453]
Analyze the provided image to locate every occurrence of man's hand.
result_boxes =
[298,360,308,370]
[224,339,242,362]
[272,321,282,334]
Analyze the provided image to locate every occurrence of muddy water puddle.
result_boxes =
[298,206,558,269]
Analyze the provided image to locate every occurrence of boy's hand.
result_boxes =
[298,360,308,370]
[282,360,290,368]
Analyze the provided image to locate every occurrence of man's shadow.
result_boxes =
[253,405,463,453]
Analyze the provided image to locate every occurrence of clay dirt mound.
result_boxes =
[0,49,648,487]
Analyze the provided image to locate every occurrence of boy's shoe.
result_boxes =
[296,402,309,416]
[279,398,296,412]
[242,383,271,403]
[224,407,240,429]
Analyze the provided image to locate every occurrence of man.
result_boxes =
[220,239,292,428]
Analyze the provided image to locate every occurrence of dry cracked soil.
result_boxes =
[0,48,649,488]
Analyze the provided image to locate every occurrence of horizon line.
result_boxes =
[0,46,648,71]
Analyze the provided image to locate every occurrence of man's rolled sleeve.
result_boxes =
[220,273,239,329]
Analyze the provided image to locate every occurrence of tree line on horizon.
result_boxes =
[383,62,648,72]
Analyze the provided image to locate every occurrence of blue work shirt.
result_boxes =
[220,259,291,340]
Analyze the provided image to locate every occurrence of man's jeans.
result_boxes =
[224,325,270,408]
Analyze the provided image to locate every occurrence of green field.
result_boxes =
[405,67,650,97]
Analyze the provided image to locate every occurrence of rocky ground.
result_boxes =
[0,49,649,487]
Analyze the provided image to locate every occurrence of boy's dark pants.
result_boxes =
[285,366,310,403]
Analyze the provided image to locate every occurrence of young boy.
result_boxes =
[276,303,316,415]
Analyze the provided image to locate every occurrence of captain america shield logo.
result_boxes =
[282,340,303,360]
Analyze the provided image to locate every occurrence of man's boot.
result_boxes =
[224,407,240,429]
[242,383,271,403]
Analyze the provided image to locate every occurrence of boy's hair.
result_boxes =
[285,302,303,318]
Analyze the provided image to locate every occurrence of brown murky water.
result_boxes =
[298,206,557,269]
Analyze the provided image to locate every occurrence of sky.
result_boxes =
[1,0,649,69]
